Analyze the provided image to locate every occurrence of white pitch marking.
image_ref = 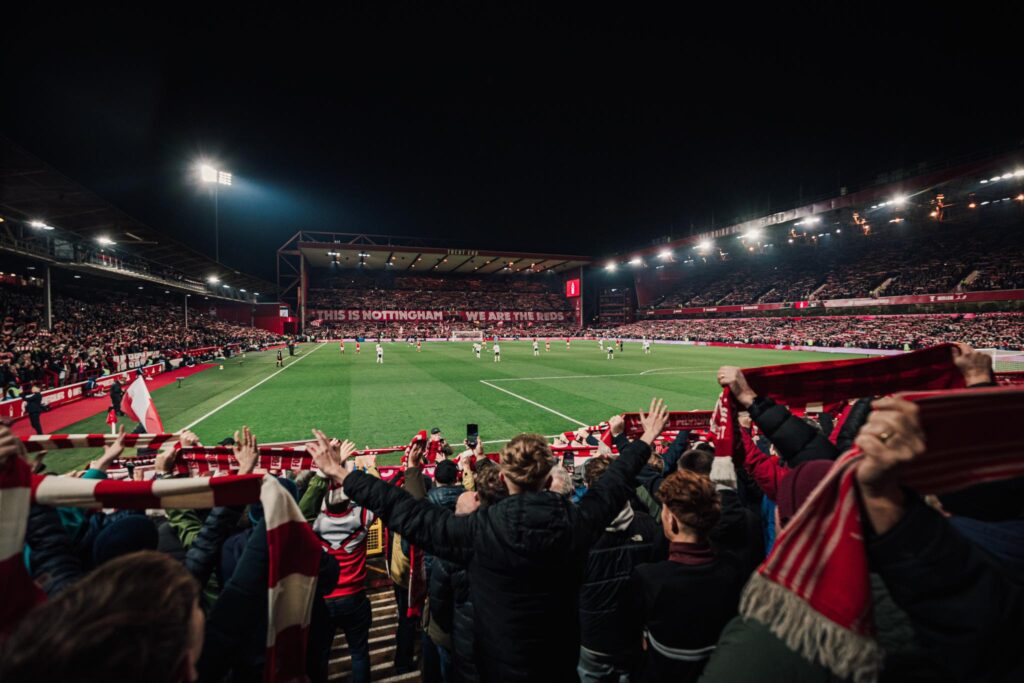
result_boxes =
[479,380,588,426]
[181,343,325,431]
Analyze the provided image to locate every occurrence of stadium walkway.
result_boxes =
[330,583,421,682]
[9,364,215,437]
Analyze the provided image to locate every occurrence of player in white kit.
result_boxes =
[643,338,652,355]
[473,342,481,359]
[493,342,501,363]
[532,339,540,356]
[375,343,384,364]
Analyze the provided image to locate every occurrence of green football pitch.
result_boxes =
[45,341,864,473]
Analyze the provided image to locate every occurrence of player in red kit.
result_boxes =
[355,341,361,354]
[416,340,422,353]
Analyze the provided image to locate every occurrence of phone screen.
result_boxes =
[467,423,479,446]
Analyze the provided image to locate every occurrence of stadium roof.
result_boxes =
[281,230,590,274]
[609,148,1024,264]
[0,137,275,298]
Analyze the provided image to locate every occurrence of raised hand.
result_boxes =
[717,366,757,408]
[639,398,669,445]
[91,424,126,472]
[309,429,355,484]
[179,430,202,448]
[232,426,259,474]
[854,397,926,533]
[154,443,178,475]
[406,441,426,469]
[608,414,625,437]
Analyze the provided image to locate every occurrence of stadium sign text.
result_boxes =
[311,309,570,322]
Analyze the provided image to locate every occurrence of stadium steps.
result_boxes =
[328,587,422,683]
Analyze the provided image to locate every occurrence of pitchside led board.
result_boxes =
[565,278,581,298]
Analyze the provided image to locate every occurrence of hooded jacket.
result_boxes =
[343,438,653,682]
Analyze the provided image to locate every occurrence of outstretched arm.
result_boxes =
[577,400,667,546]
[309,430,476,564]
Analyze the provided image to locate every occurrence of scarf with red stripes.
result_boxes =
[738,382,1024,682]
[0,451,320,683]
[711,344,966,457]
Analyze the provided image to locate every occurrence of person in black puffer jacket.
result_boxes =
[430,460,509,683]
[311,401,670,683]
[577,455,662,682]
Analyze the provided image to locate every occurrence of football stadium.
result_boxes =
[2,9,1023,683]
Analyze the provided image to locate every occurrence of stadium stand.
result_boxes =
[646,219,1024,309]
[612,312,1024,351]
[1,277,280,392]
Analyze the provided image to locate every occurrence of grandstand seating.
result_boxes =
[1,280,280,392]
[308,272,572,312]
[612,312,1024,350]
[648,220,1024,308]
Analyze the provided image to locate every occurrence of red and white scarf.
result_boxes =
[740,385,1024,682]
[1,452,320,683]
[711,344,966,457]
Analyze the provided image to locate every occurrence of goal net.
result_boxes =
[451,330,484,342]
[977,348,1024,373]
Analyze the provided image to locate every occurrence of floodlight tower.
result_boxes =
[198,164,232,262]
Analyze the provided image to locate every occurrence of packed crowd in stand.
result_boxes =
[1,281,281,393]
[309,272,573,312]
[650,220,1024,308]
[2,342,1021,683]
[612,312,1024,350]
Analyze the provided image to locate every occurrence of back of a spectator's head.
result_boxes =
[583,456,612,488]
[656,469,721,540]
[678,449,714,476]
[434,459,458,485]
[500,433,555,492]
[473,459,508,508]
[548,464,574,497]
[92,514,158,567]
[0,550,203,683]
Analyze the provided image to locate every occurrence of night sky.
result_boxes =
[3,5,1022,282]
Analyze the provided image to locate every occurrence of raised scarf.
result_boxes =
[740,386,1024,682]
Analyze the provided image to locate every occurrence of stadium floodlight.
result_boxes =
[222,284,230,289]
[744,229,762,241]
[990,176,1001,182]
[1015,170,1024,177]
[195,162,232,263]
[605,262,617,272]
[29,220,55,230]
[96,236,116,246]
[658,249,672,260]
[629,257,643,266]
[892,195,908,206]
[696,240,712,251]
[804,216,820,225]
[1017,194,1024,201]
[207,276,220,284]
[239,288,246,293]
[1001,173,1013,180]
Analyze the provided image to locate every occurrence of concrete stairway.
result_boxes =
[328,587,421,683]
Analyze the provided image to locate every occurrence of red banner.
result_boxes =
[311,309,571,323]
[622,411,713,438]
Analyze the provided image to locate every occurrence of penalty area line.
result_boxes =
[479,380,588,427]
[181,343,325,431]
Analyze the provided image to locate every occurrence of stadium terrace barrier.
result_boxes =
[643,288,1024,316]
[0,363,166,421]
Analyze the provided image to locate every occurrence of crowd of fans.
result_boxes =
[2,342,1020,683]
[309,272,572,312]
[650,220,1024,308]
[612,312,1024,350]
[1,281,281,394]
